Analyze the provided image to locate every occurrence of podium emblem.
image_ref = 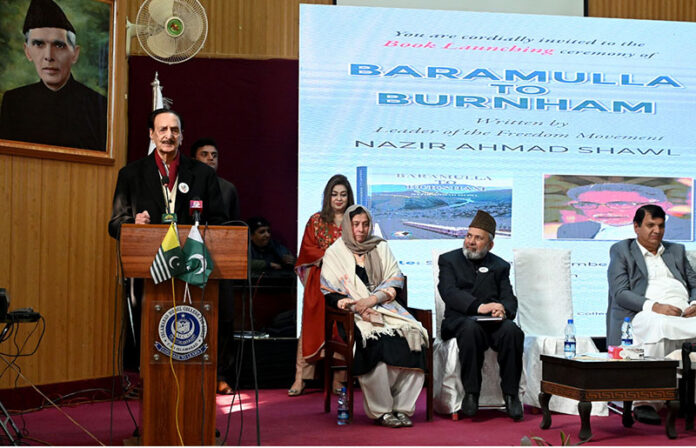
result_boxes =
[155,305,208,360]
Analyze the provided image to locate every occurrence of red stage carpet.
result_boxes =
[11,388,696,445]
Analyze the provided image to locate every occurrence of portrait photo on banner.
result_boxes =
[0,0,111,155]
[543,174,694,241]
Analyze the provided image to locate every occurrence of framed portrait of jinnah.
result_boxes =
[0,0,113,163]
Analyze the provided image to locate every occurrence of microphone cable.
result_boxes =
[112,241,140,442]
[0,353,106,446]
[220,222,262,446]
[197,220,210,446]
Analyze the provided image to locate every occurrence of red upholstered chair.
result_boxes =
[323,277,433,422]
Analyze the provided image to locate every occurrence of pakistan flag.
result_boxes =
[178,224,214,287]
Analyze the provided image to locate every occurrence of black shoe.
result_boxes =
[633,405,661,425]
[504,394,523,421]
[461,392,479,417]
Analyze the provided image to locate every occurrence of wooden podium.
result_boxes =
[120,224,248,445]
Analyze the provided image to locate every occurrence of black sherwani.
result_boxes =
[108,152,228,239]
[0,76,107,151]
[437,248,524,395]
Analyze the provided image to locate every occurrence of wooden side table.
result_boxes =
[539,354,679,441]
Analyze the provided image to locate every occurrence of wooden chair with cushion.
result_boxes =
[323,277,433,422]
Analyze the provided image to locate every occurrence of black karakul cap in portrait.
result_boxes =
[23,0,76,34]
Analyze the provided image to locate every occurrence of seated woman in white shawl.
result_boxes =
[321,205,428,428]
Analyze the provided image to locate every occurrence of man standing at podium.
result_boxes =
[108,109,227,239]
[108,108,227,372]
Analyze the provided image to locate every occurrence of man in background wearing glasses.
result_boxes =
[556,183,690,240]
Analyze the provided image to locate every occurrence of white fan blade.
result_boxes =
[147,29,176,58]
[148,0,174,26]
[178,7,204,42]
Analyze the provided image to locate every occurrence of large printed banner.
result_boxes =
[298,5,696,336]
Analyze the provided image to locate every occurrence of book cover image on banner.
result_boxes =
[356,166,512,240]
[298,5,696,336]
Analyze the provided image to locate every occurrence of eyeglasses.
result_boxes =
[570,200,658,210]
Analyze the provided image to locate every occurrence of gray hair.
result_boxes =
[25,29,76,49]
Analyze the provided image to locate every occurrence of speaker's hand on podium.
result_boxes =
[135,210,151,224]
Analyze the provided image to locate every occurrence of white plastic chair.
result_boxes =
[431,249,507,418]
[513,248,607,416]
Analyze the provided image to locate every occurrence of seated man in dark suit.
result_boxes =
[437,210,525,421]
[607,204,696,424]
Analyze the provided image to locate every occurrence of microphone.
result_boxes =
[190,197,203,225]
[161,176,171,214]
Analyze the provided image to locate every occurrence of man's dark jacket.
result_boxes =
[108,152,227,239]
[437,248,518,322]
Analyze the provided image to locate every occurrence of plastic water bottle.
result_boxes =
[564,318,576,359]
[621,317,633,346]
[337,387,349,425]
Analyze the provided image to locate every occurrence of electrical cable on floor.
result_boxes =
[19,435,50,446]
[246,266,261,446]
[220,282,247,446]
[8,388,120,416]
[221,270,266,446]
[0,355,106,446]
[216,222,256,446]
[113,244,140,438]
[199,221,209,447]
[168,277,185,446]
[109,272,120,447]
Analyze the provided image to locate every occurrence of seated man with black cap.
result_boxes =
[437,210,525,421]
[0,0,107,150]
[248,216,296,278]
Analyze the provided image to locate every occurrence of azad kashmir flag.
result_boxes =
[178,224,214,287]
[150,223,187,283]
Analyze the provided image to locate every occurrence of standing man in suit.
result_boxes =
[191,137,241,394]
[109,109,227,239]
[108,108,227,372]
[607,204,696,424]
[191,137,241,223]
[437,210,525,421]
